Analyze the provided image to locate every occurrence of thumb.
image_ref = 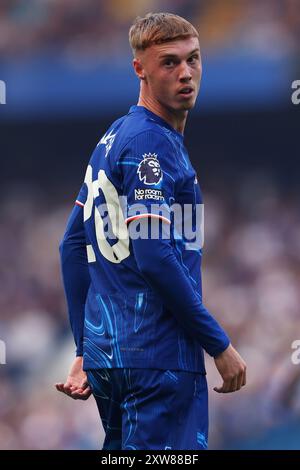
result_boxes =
[80,379,89,390]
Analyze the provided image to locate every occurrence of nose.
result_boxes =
[179,61,192,82]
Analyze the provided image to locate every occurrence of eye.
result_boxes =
[188,55,199,65]
[163,59,175,68]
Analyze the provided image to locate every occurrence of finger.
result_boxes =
[213,382,225,393]
[74,385,91,395]
[57,383,74,397]
[242,368,246,386]
[55,383,65,393]
[80,381,89,390]
[214,376,234,393]
[222,379,233,393]
[74,387,91,397]
[79,386,92,397]
[236,371,244,390]
[65,386,84,400]
[71,387,92,400]
[228,376,238,393]
[213,381,228,393]
[63,384,73,396]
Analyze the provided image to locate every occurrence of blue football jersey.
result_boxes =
[75,105,222,373]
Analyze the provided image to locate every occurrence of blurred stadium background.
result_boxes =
[0,0,300,450]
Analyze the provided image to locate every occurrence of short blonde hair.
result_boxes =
[129,12,199,55]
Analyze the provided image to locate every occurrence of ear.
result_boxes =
[133,58,146,81]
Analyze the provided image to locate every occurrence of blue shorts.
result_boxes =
[87,368,208,450]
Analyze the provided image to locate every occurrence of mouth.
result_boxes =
[178,87,194,98]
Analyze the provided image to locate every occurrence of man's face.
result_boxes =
[136,36,202,113]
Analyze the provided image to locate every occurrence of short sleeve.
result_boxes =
[119,130,176,225]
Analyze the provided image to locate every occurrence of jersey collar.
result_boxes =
[129,105,184,140]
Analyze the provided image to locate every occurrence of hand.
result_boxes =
[55,356,92,400]
[213,343,246,393]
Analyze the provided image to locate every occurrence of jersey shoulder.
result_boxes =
[87,110,180,186]
[115,110,176,154]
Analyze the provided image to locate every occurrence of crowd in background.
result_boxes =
[1,173,299,449]
[0,0,299,60]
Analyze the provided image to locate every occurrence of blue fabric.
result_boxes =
[60,105,230,372]
[87,368,209,450]
[132,224,230,358]
[59,204,90,356]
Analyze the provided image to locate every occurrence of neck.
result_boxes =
[137,94,188,135]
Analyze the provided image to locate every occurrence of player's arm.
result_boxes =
[132,221,246,393]
[131,221,230,357]
[56,201,92,400]
[59,202,90,357]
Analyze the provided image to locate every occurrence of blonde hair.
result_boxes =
[129,12,199,55]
